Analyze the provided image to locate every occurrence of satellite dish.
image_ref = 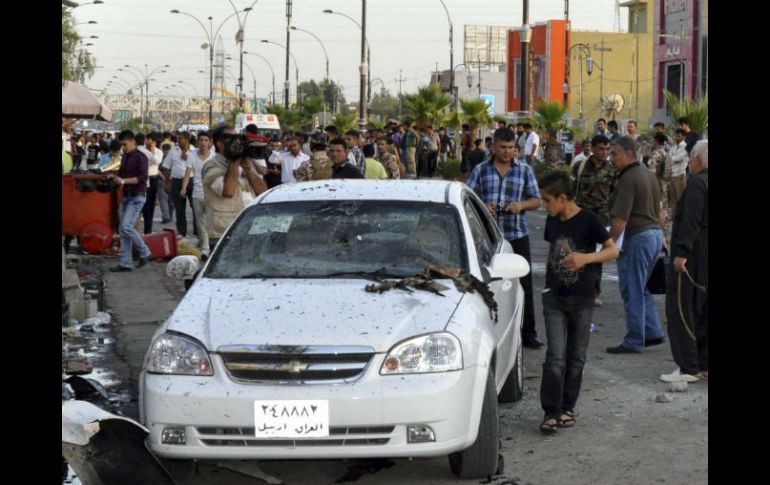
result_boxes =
[601,93,625,119]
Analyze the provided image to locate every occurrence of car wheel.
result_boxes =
[448,367,499,479]
[498,336,524,403]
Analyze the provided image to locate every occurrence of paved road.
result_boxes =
[89,206,706,485]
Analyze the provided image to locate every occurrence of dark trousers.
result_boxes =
[142,176,159,234]
[427,151,438,177]
[509,236,537,338]
[171,178,195,237]
[540,292,594,417]
[665,237,708,374]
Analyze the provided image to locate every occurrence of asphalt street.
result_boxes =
[75,204,707,485]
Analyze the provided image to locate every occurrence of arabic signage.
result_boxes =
[254,400,330,438]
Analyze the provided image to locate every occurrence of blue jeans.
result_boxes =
[119,195,152,268]
[540,291,594,417]
[617,228,665,351]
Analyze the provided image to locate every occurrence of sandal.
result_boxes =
[558,411,576,428]
[540,416,559,435]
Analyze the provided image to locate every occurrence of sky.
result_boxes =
[74,0,629,102]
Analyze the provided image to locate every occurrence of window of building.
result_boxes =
[535,56,546,98]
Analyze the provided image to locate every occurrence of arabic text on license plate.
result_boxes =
[254,400,329,438]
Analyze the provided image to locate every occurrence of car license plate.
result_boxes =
[254,400,329,438]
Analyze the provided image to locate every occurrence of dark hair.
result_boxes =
[162,131,172,139]
[244,124,258,134]
[493,127,517,143]
[197,131,212,142]
[522,123,532,129]
[653,122,665,128]
[362,144,376,158]
[597,118,606,124]
[376,135,394,144]
[653,133,668,146]
[345,130,361,138]
[325,125,339,133]
[118,130,135,141]
[177,131,190,141]
[515,122,523,127]
[212,126,228,145]
[539,171,575,200]
[461,123,469,130]
[148,132,162,143]
[591,134,610,147]
[329,137,347,149]
[474,139,482,147]
[607,120,618,129]
[310,141,327,151]
[675,128,687,136]
[109,140,121,151]
[134,133,146,145]
[677,117,690,125]
[484,136,492,143]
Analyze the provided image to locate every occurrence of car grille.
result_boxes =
[197,426,394,447]
[217,345,375,383]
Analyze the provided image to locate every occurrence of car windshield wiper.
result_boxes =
[312,268,405,280]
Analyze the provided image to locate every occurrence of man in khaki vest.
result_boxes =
[201,127,267,254]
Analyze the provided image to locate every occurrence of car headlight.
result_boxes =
[146,333,213,376]
[380,333,462,375]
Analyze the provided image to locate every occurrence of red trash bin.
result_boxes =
[141,229,178,260]
[62,174,122,254]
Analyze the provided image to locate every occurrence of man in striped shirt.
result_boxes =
[466,127,544,349]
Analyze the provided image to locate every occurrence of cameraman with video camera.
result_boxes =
[201,126,267,252]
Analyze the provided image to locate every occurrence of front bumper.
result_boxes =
[141,354,488,460]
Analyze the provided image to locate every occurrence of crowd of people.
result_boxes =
[62,114,707,437]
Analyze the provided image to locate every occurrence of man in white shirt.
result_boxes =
[161,132,196,237]
[571,142,591,168]
[182,132,216,256]
[139,133,164,234]
[523,123,539,164]
[668,128,689,218]
[280,136,310,184]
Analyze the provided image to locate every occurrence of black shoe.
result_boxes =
[109,265,132,272]
[523,336,544,349]
[606,344,640,354]
[645,337,665,347]
[136,255,153,269]
[161,218,171,224]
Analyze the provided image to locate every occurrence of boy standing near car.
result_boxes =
[466,128,544,349]
[537,171,619,434]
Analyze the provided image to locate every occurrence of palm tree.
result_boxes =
[459,98,493,144]
[664,91,708,135]
[534,100,568,166]
[333,113,357,133]
[367,117,385,131]
[301,96,324,131]
[404,85,451,126]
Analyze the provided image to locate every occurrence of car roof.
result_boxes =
[255,180,466,205]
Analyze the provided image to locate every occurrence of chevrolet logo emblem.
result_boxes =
[280,360,309,373]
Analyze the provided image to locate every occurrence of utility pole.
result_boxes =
[396,70,405,119]
[358,0,368,130]
[284,0,292,109]
[520,0,531,113]
[593,39,611,106]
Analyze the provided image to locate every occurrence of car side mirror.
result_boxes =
[487,253,530,280]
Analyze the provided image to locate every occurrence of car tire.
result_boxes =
[498,337,524,403]
[448,367,499,479]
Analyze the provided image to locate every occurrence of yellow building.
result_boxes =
[567,0,654,130]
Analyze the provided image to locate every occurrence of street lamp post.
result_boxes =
[260,40,299,108]
[225,0,258,108]
[567,43,592,127]
[322,7,370,130]
[521,0,531,113]
[244,51,276,107]
[226,56,258,111]
[124,64,169,128]
[438,1,454,102]
[452,63,474,159]
[70,0,104,9]
[291,26,329,121]
[171,8,245,127]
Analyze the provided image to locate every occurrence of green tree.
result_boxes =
[370,90,401,121]
[404,85,451,126]
[298,80,321,99]
[367,118,386,131]
[62,6,95,84]
[333,113,357,133]
[534,100,569,165]
[459,98,493,143]
[664,91,708,135]
[319,79,347,114]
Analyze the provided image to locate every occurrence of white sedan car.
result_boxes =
[140,180,529,478]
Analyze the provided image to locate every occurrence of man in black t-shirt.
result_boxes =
[329,138,363,179]
[537,171,619,435]
[467,139,486,172]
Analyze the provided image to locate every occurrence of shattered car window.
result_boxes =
[205,200,467,278]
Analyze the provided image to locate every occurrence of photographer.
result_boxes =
[201,127,267,251]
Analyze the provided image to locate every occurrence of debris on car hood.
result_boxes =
[364,265,498,322]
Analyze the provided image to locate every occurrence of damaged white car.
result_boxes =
[140,180,529,478]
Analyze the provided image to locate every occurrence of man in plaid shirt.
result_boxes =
[467,127,544,348]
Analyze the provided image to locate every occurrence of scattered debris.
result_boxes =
[65,358,93,376]
[364,265,499,321]
[669,381,688,392]
[655,393,674,403]
[66,375,111,401]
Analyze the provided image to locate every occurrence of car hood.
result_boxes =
[165,278,464,353]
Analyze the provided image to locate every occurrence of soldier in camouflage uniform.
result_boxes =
[647,133,672,244]
[376,135,403,179]
[571,134,616,305]
[294,142,333,181]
